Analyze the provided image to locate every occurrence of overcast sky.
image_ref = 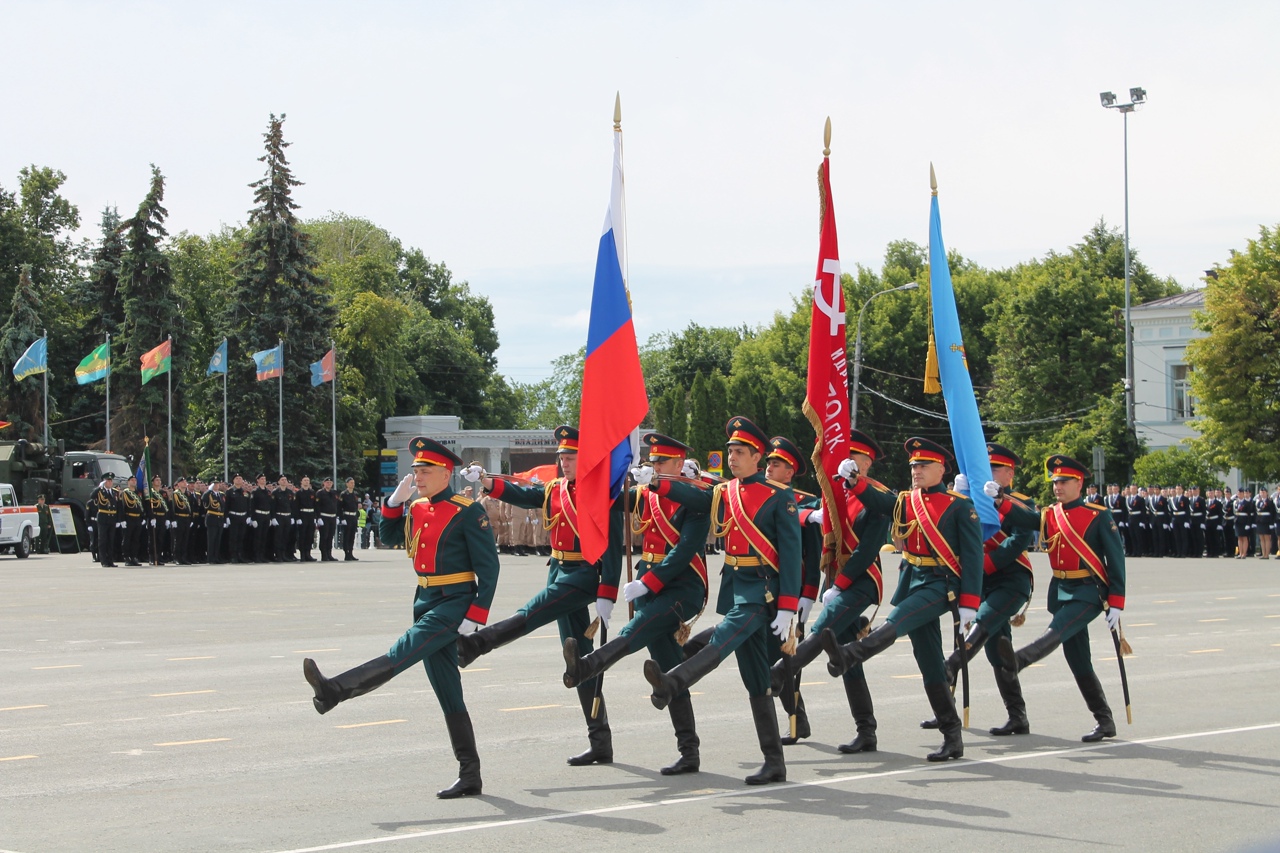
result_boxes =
[4,1,1277,382]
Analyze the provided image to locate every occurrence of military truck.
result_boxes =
[0,440,134,546]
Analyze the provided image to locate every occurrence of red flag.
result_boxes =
[802,155,853,573]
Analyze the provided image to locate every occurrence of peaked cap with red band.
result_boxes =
[1045,454,1088,482]
[848,429,883,463]
[987,442,1022,469]
[767,435,807,477]
[408,436,462,471]
[642,432,691,461]
[904,436,952,467]
[553,424,579,454]
[724,416,767,455]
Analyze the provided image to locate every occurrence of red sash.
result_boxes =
[1049,503,1107,583]
[723,479,781,570]
[839,492,862,555]
[406,497,464,574]
[908,488,961,577]
[647,490,709,601]
[553,478,579,538]
[985,529,1033,574]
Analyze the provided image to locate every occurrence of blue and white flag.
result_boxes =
[928,178,1000,539]
[13,337,47,381]
[207,339,228,376]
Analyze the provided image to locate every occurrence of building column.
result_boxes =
[488,447,503,476]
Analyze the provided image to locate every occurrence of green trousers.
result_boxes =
[885,569,953,687]
[811,573,880,689]
[1046,598,1102,678]
[516,560,600,686]
[618,574,705,678]
[386,588,471,714]
[702,602,773,697]
[977,570,1033,668]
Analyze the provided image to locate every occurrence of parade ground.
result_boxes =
[3,548,1278,853]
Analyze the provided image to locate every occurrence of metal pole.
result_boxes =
[42,330,48,447]
[330,342,337,486]
[278,337,284,477]
[851,311,866,431]
[105,333,111,452]
[167,334,173,485]
[1122,109,1134,432]
[222,338,228,483]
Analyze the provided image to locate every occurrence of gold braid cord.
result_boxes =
[541,482,558,531]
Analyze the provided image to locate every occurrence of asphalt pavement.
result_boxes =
[3,546,1279,852]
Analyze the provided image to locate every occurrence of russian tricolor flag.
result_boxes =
[576,126,648,565]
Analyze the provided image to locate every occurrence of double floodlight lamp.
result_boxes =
[1100,87,1147,110]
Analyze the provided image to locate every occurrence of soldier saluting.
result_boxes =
[821,437,983,763]
[304,437,500,798]
[996,454,1126,742]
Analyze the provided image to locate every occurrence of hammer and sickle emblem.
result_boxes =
[813,258,845,336]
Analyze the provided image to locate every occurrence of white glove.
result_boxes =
[149,519,156,528]
[1105,607,1122,632]
[959,606,978,628]
[836,458,859,480]
[681,459,700,479]
[770,609,795,641]
[224,519,230,528]
[253,519,261,528]
[315,518,323,528]
[461,464,484,483]
[595,598,614,629]
[458,618,481,635]
[269,518,279,527]
[983,480,1001,498]
[630,466,654,486]
[822,586,840,608]
[169,520,177,529]
[389,473,415,506]
[807,507,825,526]
[117,521,125,529]
[797,596,814,623]
[623,579,649,602]
[954,473,970,494]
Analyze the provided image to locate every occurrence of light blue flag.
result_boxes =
[929,185,1000,539]
[207,339,228,376]
[13,337,47,381]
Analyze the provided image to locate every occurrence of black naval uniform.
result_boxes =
[204,488,227,564]
[295,486,317,561]
[1126,491,1147,558]
[172,487,193,565]
[1172,493,1191,557]
[89,480,119,567]
[1106,491,1127,555]
[317,486,340,561]
[147,490,170,564]
[120,486,145,566]
[1151,492,1170,558]
[224,484,250,563]
[339,488,360,560]
[1190,493,1207,557]
[273,486,296,562]
[251,483,274,562]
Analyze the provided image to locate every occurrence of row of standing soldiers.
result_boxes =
[86,472,366,567]
[1101,484,1280,558]
[301,422,1128,799]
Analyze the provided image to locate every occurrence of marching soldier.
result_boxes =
[89,473,119,567]
[821,437,983,762]
[997,454,1126,742]
[120,475,146,567]
[920,443,1039,736]
[171,477,193,565]
[561,432,711,775]
[461,425,624,767]
[641,417,801,785]
[294,475,317,561]
[316,477,340,561]
[339,477,361,561]
[251,473,274,562]
[769,429,895,754]
[273,475,297,562]
[203,479,227,564]
[304,437,500,798]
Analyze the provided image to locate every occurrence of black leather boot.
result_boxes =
[1075,670,1117,742]
[681,626,716,660]
[989,665,1031,736]
[303,655,396,715]
[436,711,482,798]
[457,613,527,668]
[837,675,878,754]
[821,622,897,677]
[923,682,964,762]
[660,693,700,775]
[567,683,614,765]
[645,644,720,711]
[563,635,630,688]
[997,628,1062,673]
[944,622,989,687]
[779,693,811,746]
[744,694,786,785]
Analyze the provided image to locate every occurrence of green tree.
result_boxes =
[1188,223,1280,480]
[0,166,81,313]
[218,115,336,479]
[116,166,186,472]
[0,266,46,441]
[1133,446,1221,490]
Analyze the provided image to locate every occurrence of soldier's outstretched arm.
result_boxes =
[651,478,713,513]
[953,498,985,610]
[485,478,548,510]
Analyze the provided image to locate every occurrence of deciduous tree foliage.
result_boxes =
[0,266,46,441]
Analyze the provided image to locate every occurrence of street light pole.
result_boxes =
[851,281,918,430]
[1101,87,1146,432]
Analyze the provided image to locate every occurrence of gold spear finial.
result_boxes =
[614,92,622,131]
[930,162,938,196]
[823,117,831,157]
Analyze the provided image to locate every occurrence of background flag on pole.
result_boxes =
[310,348,336,386]
[136,436,152,491]
[13,337,47,381]
[802,143,854,571]
[0,421,11,430]
[140,340,172,385]
[926,166,1000,539]
[207,340,228,375]
[576,114,648,565]
[252,344,283,381]
[75,342,111,385]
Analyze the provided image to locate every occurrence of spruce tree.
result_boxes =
[218,114,335,479]
[0,265,46,441]
[117,166,185,473]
